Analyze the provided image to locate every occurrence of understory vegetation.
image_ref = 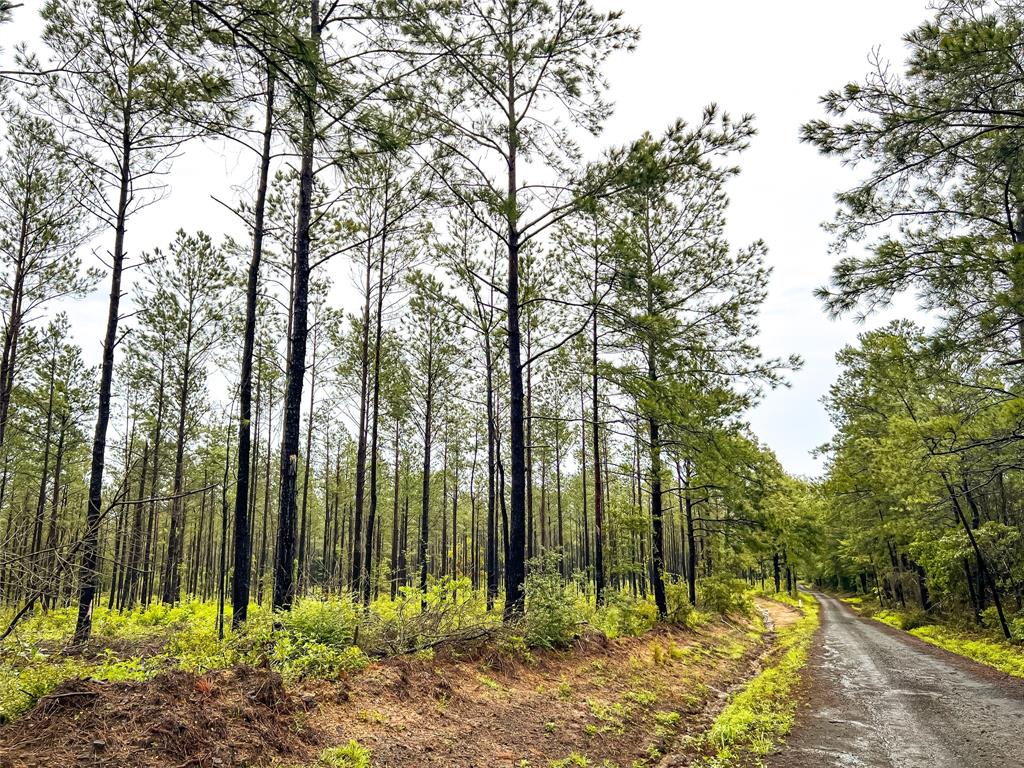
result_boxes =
[0,574,768,723]
[691,593,819,767]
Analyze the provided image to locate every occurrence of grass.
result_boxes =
[691,592,820,767]
[318,741,372,768]
[908,625,1024,677]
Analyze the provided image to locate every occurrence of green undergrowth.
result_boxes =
[690,592,819,767]
[317,741,372,768]
[0,571,760,723]
[842,598,1024,678]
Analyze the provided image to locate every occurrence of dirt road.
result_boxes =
[773,592,1024,768]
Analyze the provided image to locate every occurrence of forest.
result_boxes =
[0,1,1022,767]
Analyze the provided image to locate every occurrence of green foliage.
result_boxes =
[524,563,580,649]
[548,753,590,768]
[0,571,761,725]
[698,578,753,617]
[319,741,371,768]
[907,625,1024,678]
[591,591,658,638]
[282,599,358,648]
[663,579,701,628]
[693,595,820,765]
[863,603,1024,678]
[272,636,369,684]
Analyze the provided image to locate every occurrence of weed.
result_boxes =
[556,677,572,700]
[319,741,371,768]
[476,673,503,691]
[857,601,1024,678]
[548,751,590,767]
[587,698,627,735]
[652,644,665,665]
[625,689,656,707]
[666,640,686,660]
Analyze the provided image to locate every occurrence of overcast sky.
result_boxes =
[3,1,934,478]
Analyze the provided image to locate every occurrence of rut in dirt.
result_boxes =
[773,593,1024,768]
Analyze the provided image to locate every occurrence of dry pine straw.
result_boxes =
[0,600,800,768]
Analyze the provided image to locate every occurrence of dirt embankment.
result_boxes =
[0,666,309,768]
[0,601,800,768]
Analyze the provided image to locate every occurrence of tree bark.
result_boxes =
[232,65,274,627]
[74,112,132,644]
[274,0,319,611]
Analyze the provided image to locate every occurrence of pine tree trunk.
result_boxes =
[351,239,373,597]
[390,420,401,600]
[74,118,132,644]
[274,0,319,612]
[419,382,434,607]
[298,327,318,595]
[591,311,604,604]
[232,65,274,627]
[363,178,390,605]
[162,331,194,605]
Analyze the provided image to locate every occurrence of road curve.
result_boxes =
[772,592,1024,768]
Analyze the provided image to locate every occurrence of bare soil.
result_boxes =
[0,665,312,768]
[0,601,797,768]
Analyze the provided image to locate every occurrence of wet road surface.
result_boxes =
[773,592,1024,768]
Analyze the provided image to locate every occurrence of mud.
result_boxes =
[772,593,1024,768]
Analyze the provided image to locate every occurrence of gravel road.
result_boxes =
[772,592,1024,768]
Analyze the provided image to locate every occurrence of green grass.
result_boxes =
[691,593,820,766]
[907,625,1024,677]
[318,741,372,768]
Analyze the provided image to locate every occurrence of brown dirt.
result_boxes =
[302,613,775,768]
[757,598,801,632]
[0,605,797,768]
[0,666,315,768]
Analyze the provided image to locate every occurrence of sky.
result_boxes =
[2,1,934,478]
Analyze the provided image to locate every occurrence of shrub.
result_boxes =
[592,591,657,638]
[664,579,698,627]
[273,636,368,683]
[524,562,579,649]
[360,578,499,656]
[697,577,752,616]
[281,598,358,648]
[899,610,931,632]
[1010,616,1024,643]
